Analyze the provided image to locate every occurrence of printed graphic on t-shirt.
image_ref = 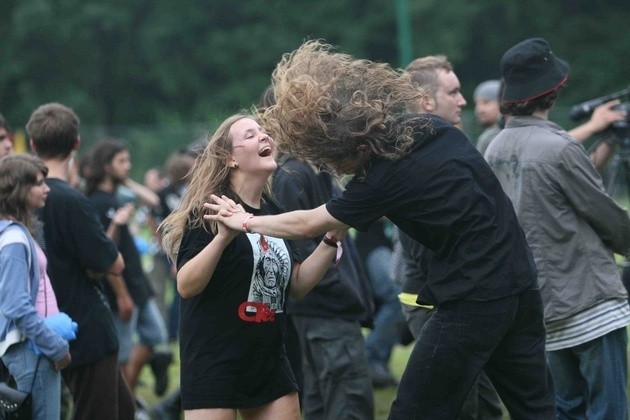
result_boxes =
[241,233,290,322]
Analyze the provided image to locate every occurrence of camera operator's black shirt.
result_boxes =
[326,116,537,306]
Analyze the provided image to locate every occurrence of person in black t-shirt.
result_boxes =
[152,149,198,343]
[158,114,346,418]
[82,139,170,398]
[27,102,135,419]
[207,41,556,419]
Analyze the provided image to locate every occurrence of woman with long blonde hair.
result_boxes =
[159,114,346,420]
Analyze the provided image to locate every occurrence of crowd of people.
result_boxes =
[0,35,629,420]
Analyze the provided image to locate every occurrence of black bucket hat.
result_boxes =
[500,37,569,103]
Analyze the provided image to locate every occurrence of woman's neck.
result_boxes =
[230,173,268,209]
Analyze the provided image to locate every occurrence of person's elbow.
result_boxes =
[176,275,200,299]
[109,253,125,276]
[298,207,341,238]
[289,284,309,300]
[145,193,160,208]
[300,221,324,238]
[177,280,193,299]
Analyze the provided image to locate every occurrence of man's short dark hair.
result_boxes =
[27,103,80,159]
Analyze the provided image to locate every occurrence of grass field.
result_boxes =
[137,335,628,419]
[136,342,414,419]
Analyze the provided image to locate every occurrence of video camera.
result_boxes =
[569,86,630,121]
[569,87,630,151]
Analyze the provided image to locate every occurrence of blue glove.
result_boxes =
[28,312,78,356]
[44,312,78,340]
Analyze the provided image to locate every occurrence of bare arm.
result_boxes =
[204,195,348,239]
[588,140,616,172]
[108,252,125,277]
[568,99,627,171]
[289,228,348,299]
[106,273,134,321]
[124,178,160,207]
[568,99,626,144]
[101,250,134,320]
[106,204,134,243]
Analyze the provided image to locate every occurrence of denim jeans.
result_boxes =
[114,298,168,362]
[136,298,168,347]
[546,327,628,420]
[2,341,61,419]
[389,287,556,420]
[364,246,405,368]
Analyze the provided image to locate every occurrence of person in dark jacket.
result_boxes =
[273,152,375,420]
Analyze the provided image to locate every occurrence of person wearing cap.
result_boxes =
[485,37,630,419]
[473,80,502,155]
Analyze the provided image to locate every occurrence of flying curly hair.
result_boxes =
[258,40,427,176]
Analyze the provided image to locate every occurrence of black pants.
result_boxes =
[62,351,135,420]
[389,288,556,420]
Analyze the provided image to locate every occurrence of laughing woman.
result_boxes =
[159,115,346,420]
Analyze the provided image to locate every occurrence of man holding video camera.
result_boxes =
[569,98,627,171]
[485,37,630,419]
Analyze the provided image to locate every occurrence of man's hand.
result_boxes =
[570,99,627,144]
[112,203,134,226]
[588,99,627,133]
[203,195,249,231]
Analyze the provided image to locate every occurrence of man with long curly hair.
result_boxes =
[208,40,556,419]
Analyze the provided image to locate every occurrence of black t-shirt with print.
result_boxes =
[176,197,299,409]
[89,190,154,309]
[153,183,186,223]
[326,115,537,306]
[37,178,119,366]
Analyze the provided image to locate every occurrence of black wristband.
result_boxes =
[322,235,338,248]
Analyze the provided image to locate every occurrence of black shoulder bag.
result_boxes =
[0,357,40,419]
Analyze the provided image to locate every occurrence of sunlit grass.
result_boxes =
[136,324,630,420]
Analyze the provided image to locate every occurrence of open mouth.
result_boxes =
[259,146,272,157]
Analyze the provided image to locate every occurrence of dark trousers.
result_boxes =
[291,315,375,420]
[402,305,503,419]
[389,287,556,420]
[62,351,135,420]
